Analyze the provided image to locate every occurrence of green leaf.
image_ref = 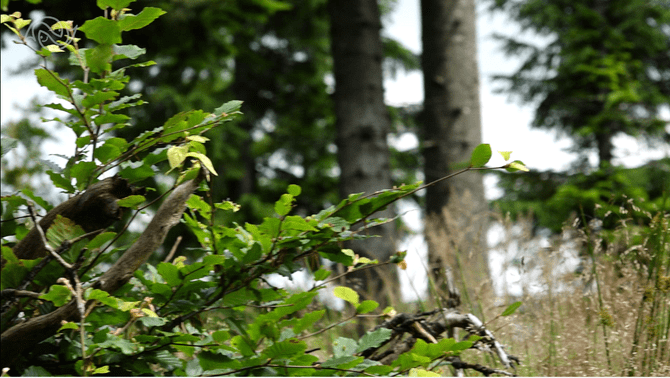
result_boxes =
[87,232,116,249]
[231,335,255,356]
[92,365,110,375]
[46,215,85,250]
[119,162,156,183]
[40,284,72,306]
[212,330,230,343]
[322,355,364,369]
[138,316,167,327]
[214,100,243,115]
[47,170,75,193]
[274,193,293,216]
[58,321,79,332]
[117,195,145,208]
[118,7,166,31]
[504,160,529,172]
[313,268,331,281]
[365,365,394,375]
[356,328,392,353]
[262,338,307,359]
[86,288,119,308]
[35,69,70,97]
[82,90,118,108]
[356,300,379,314]
[318,245,354,266]
[20,188,53,211]
[333,286,359,306]
[94,137,128,164]
[293,310,325,333]
[157,261,181,286]
[22,366,51,377]
[287,184,301,196]
[470,143,492,168]
[85,44,114,74]
[332,337,358,357]
[282,216,318,232]
[71,161,98,190]
[79,17,122,44]
[501,301,522,316]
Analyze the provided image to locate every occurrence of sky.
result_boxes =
[2,0,669,299]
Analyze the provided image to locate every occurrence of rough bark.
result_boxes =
[0,173,204,368]
[421,0,489,293]
[328,0,398,306]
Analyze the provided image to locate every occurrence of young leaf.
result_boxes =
[58,321,79,332]
[470,143,492,168]
[117,195,145,208]
[504,160,529,172]
[333,286,359,306]
[409,368,441,377]
[185,152,218,175]
[498,150,512,161]
[167,145,189,169]
[356,300,379,314]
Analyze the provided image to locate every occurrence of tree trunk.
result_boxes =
[328,0,398,307]
[421,0,489,299]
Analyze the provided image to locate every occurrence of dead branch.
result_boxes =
[360,308,519,376]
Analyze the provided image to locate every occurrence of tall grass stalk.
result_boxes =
[421,191,668,376]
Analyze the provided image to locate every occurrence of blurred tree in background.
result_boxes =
[328,0,399,306]
[420,0,489,303]
[488,0,670,234]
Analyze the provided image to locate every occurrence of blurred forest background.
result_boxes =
[1,0,669,375]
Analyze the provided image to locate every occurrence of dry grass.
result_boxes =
[423,193,669,376]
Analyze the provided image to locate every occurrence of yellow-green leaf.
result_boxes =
[504,160,529,172]
[498,150,512,161]
[186,152,218,176]
[167,145,188,169]
[333,286,359,306]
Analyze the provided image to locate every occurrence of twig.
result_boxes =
[163,236,182,262]
[297,313,357,340]
[0,289,42,300]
